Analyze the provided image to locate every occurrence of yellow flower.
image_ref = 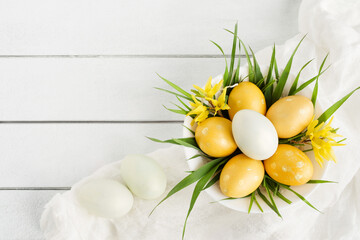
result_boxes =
[187,95,209,126]
[305,116,345,167]
[193,77,223,98]
[205,88,230,115]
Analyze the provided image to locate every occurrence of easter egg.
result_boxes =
[264,144,313,185]
[121,154,167,200]
[232,109,278,160]
[220,154,264,198]
[266,95,314,138]
[195,117,237,158]
[75,179,134,218]
[228,81,266,120]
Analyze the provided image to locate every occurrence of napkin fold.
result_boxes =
[41,0,360,239]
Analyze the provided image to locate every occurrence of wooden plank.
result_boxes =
[0,0,301,55]
[0,123,183,187]
[0,190,62,240]
[0,58,226,121]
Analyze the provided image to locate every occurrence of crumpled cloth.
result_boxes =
[41,0,360,239]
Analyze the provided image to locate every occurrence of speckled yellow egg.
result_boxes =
[264,144,313,186]
[228,81,266,120]
[266,95,314,138]
[219,154,264,198]
[195,117,237,158]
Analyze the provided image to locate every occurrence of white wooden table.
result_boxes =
[0,0,301,238]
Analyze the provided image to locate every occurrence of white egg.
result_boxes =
[75,179,134,219]
[232,109,278,160]
[121,154,167,200]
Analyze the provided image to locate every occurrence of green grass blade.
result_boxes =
[157,73,192,99]
[303,148,313,153]
[182,125,195,135]
[262,79,275,92]
[288,59,314,95]
[163,105,188,115]
[187,154,204,161]
[317,86,360,124]
[210,194,251,203]
[224,66,229,84]
[150,156,227,216]
[173,138,201,151]
[204,171,221,189]
[210,40,229,82]
[182,160,225,239]
[147,136,196,145]
[249,47,264,86]
[307,180,337,184]
[272,35,306,104]
[263,180,282,217]
[210,40,228,68]
[311,54,329,106]
[278,132,305,144]
[256,188,280,216]
[226,23,238,87]
[155,87,193,101]
[274,58,280,80]
[177,96,191,111]
[147,137,200,151]
[292,76,316,95]
[291,66,329,95]
[255,78,265,88]
[265,178,292,204]
[191,89,202,97]
[240,40,254,83]
[209,197,238,204]
[280,184,321,212]
[264,46,276,106]
[170,102,189,114]
[274,184,279,196]
[265,45,276,85]
[254,194,263,212]
[275,190,291,204]
[248,192,255,213]
[232,42,242,85]
[264,83,274,109]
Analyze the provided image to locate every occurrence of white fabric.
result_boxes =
[41,0,360,239]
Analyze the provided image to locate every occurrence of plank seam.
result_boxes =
[0,120,183,124]
[0,54,247,58]
[0,187,70,190]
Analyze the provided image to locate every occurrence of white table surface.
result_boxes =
[0,0,302,239]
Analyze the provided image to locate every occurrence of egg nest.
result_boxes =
[150,24,358,239]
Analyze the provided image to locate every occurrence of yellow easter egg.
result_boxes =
[228,81,266,120]
[195,117,237,158]
[266,95,314,138]
[219,154,264,198]
[264,144,313,186]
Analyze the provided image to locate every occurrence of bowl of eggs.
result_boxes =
[183,71,328,213]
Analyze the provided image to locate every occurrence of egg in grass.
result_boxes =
[195,117,237,158]
[147,23,360,240]
[228,81,266,120]
[232,109,278,160]
[264,144,314,186]
[219,154,264,198]
[266,95,314,138]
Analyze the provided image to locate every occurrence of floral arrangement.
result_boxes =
[149,24,359,239]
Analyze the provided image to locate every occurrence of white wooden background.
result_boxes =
[0,0,302,239]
